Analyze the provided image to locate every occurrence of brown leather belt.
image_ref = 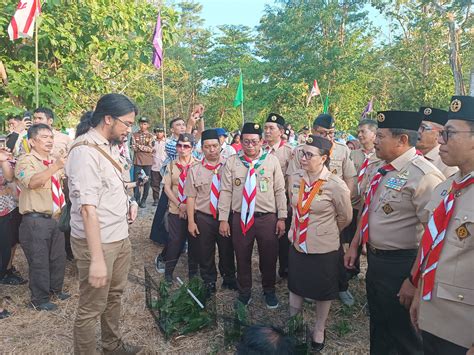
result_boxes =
[368,245,417,257]
[24,212,52,219]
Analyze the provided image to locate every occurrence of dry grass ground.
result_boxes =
[0,204,370,354]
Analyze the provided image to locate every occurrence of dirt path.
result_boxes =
[0,203,369,354]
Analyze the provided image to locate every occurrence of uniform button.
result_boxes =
[464,216,467,220]
[458,294,464,301]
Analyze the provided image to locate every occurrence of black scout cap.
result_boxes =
[241,122,262,136]
[305,135,333,151]
[448,96,474,122]
[419,107,448,126]
[138,116,149,123]
[313,113,335,129]
[266,113,285,127]
[153,124,164,133]
[376,111,423,131]
[201,129,219,142]
[178,133,195,145]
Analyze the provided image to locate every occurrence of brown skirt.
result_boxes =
[288,246,339,301]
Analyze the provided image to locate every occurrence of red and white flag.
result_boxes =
[306,79,321,106]
[8,0,41,41]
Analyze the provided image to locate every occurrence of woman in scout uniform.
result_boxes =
[287,135,352,351]
[162,133,199,282]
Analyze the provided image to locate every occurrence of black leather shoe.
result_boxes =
[311,330,326,352]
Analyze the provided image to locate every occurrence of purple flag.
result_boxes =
[361,98,373,118]
[152,12,163,69]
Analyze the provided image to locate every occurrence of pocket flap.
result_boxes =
[437,282,474,306]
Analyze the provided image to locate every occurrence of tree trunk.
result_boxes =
[446,13,465,95]
[470,66,474,97]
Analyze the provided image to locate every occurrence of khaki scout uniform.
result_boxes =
[162,157,199,281]
[15,150,66,307]
[65,128,132,354]
[132,131,154,203]
[218,152,287,296]
[184,159,236,286]
[350,148,380,206]
[264,140,293,176]
[419,171,474,350]
[52,129,72,160]
[364,147,445,354]
[424,144,458,178]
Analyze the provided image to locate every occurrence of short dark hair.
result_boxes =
[8,115,22,122]
[388,128,418,147]
[28,123,52,140]
[169,117,184,128]
[34,107,55,121]
[236,325,295,355]
[317,147,331,169]
[75,94,138,137]
[358,119,377,132]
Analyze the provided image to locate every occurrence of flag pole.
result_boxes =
[160,55,166,135]
[240,68,244,124]
[34,11,39,108]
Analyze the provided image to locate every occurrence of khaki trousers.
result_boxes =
[71,237,131,355]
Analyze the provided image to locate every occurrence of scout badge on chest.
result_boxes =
[382,203,394,215]
[456,224,470,240]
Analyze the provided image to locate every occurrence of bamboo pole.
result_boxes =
[34,14,39,108]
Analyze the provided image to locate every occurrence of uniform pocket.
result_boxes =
[437,283,474,306]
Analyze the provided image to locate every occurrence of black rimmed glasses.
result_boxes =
[439,129,474,142]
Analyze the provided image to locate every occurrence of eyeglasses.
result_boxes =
[176,143,192,149]
[242,139,261,146]
[419,124,442,133]
[315,130,335,137]
[113,116,134,128]
[298,150,321,160]
[439,129,474,142]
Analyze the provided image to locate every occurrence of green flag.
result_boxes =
[233,73,243,107]
[323,95,330,113]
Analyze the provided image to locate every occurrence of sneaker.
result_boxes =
[0,309,11,319]
[339,290,355,307]
[152,200,158,207]
[236,294,252,306]
[0,273,27,285]
[52,291,71,301]
[264,292,279,309]
[222,280,238,291]
[155,255,165,274]
[103,342,142,354]
[32,302,57,311]
[139,201,146,208]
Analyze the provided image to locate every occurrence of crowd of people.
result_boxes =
[0,93,473,355]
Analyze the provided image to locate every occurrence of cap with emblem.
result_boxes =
[419,107,448,126]
[266,113,285,126]
[241,122,262,136]
[178,133,195,145]
[376,111,423,131]
[313,113,335,129]
[305,135,333,151]
[153,124,164,133]
[447,95,474,122]
[138,116,149,123]
[201,129,219,142]
[215,128,228,137]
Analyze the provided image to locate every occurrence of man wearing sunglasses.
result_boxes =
[410,95,474,355]
[345,110,445,355]
[417,107,458,178]
[219,122,287,309]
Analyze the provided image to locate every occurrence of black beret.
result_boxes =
[419,107,448,126]
[177,133,195,145]
[313,114,335,129]
[376,111,423,131]
[153,124,164,132]
[201,129,219,142]
[448,96,474,122]
[138,116,149,123]
[305,135,333,151]
[241,122,262,136]
[266,113,285,127]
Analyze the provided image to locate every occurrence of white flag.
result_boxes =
[8,0,42,41]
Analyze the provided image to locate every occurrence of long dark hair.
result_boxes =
[75,93,138,138]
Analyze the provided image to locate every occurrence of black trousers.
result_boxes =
[278,207,292,275]
[338,208,360,292]
[422,331,468,355]
[164,213,199,281]
[0,212,13,278]
[133,165,152,202]
[195,211,235,284]
[366,248,423,355]
[19,215,66,305]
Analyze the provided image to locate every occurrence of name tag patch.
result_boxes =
[385,177,407,191]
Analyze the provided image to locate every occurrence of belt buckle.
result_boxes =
[369,245,377,254]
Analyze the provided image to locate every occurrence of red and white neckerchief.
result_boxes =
[42,160,65,214]
[413,174,474,300]
[202,160,222,219]
[359,163,395,245]
[293,178,324,253]
[176,162,191,204]
[357,151,373,195]
[239,152,268,235]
